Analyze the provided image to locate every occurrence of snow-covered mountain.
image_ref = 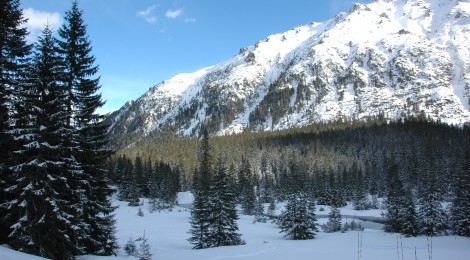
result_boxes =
[105,0,470,144]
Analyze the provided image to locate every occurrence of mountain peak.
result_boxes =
[105,0,470,147]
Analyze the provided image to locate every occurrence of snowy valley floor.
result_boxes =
[2,192,470,260]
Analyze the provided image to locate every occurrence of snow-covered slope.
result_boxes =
[105,0,470,143]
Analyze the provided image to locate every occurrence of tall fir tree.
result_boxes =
[5,25,83,259]
[259,152,274,203]
[278,192,318,240]
[188,128,213,249]
[118,157,133,201]
[58,1,117,255]
[238,156,256,215]
[207,156,244,247]
[134,156,146,196]
[0,0,31,244]
[417,165,449,236]
[128,160,140,207]
[323,206,342,233]
[400,189,419,237]
[383,164,406,233]
[196,128,212,195]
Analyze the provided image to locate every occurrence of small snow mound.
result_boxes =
[0,245,48,260]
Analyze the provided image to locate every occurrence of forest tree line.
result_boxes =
[110,117,470,238]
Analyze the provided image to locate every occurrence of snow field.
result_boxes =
[110,193,469,260]
[2,192,470,259]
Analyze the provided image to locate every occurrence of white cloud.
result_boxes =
[137,5,157,23]
[185,17,196,23]
[165,9,183,19]
[23,8,62,30]
[23,8,62,42]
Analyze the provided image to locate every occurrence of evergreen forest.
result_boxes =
[112,117,470,241]
[0,0,117,259]
[1,0,470,259]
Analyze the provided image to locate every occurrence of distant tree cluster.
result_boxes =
[117,117,470,240]
[108,154,180,210]
[0,1,117,259]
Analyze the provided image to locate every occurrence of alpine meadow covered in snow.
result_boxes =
[1,0,470,259]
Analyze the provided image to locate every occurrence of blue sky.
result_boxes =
[20,0,371,113]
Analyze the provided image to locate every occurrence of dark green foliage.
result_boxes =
[149,160,179,210]
[5,25,82,259]
[58,0,103,128]
[0,0,31,244]
[278,192,318,240]
[124,237,138,257]
[118,157,140,206]
[0,1,118,257]
[322,206,342,233]
[119,118,469,238]
[351,164,368,210]
[254,194,268,223]
[383,164,406,233]
[400,190,419,237]
[58,1,117,255]
[207,156,245,247]
[109,154,180,210]
[417,166,449,236]
[259,153,275,203]
[188,188,211,249]
[118,157,134,201]
[188,128,213,249]
[196,128,212,194]
[450,145,470,236]
[134,156,146,196]
[127,173,141,207]
[238,156,256,215]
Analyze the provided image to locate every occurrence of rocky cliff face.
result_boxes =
[105,0,470,146]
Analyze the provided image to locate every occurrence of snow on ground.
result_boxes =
[0,245,48,260]
[2,192,470,260]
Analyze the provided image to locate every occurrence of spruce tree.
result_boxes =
[148,162,160,212]
[239,156,256,215]
[134,156,146,196]
[124,237,138,257]
[128,162,141,206]
[188,188,211,249]
[188,128,212,249]
[383,164,406,233]
[400,189,419,237]
[119,158,134,201]
[0,0,31,244]
[207,156,244,247]
[5,25,83,259]
[352,166,368,210]
[58,1,117,254]
[254,194,267,223]
[139,232,152,260]
[323,206,342,233]
[278,192,318,240]
[417,168,448,236]
[259,153,274,203]
[267,197,276,219]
